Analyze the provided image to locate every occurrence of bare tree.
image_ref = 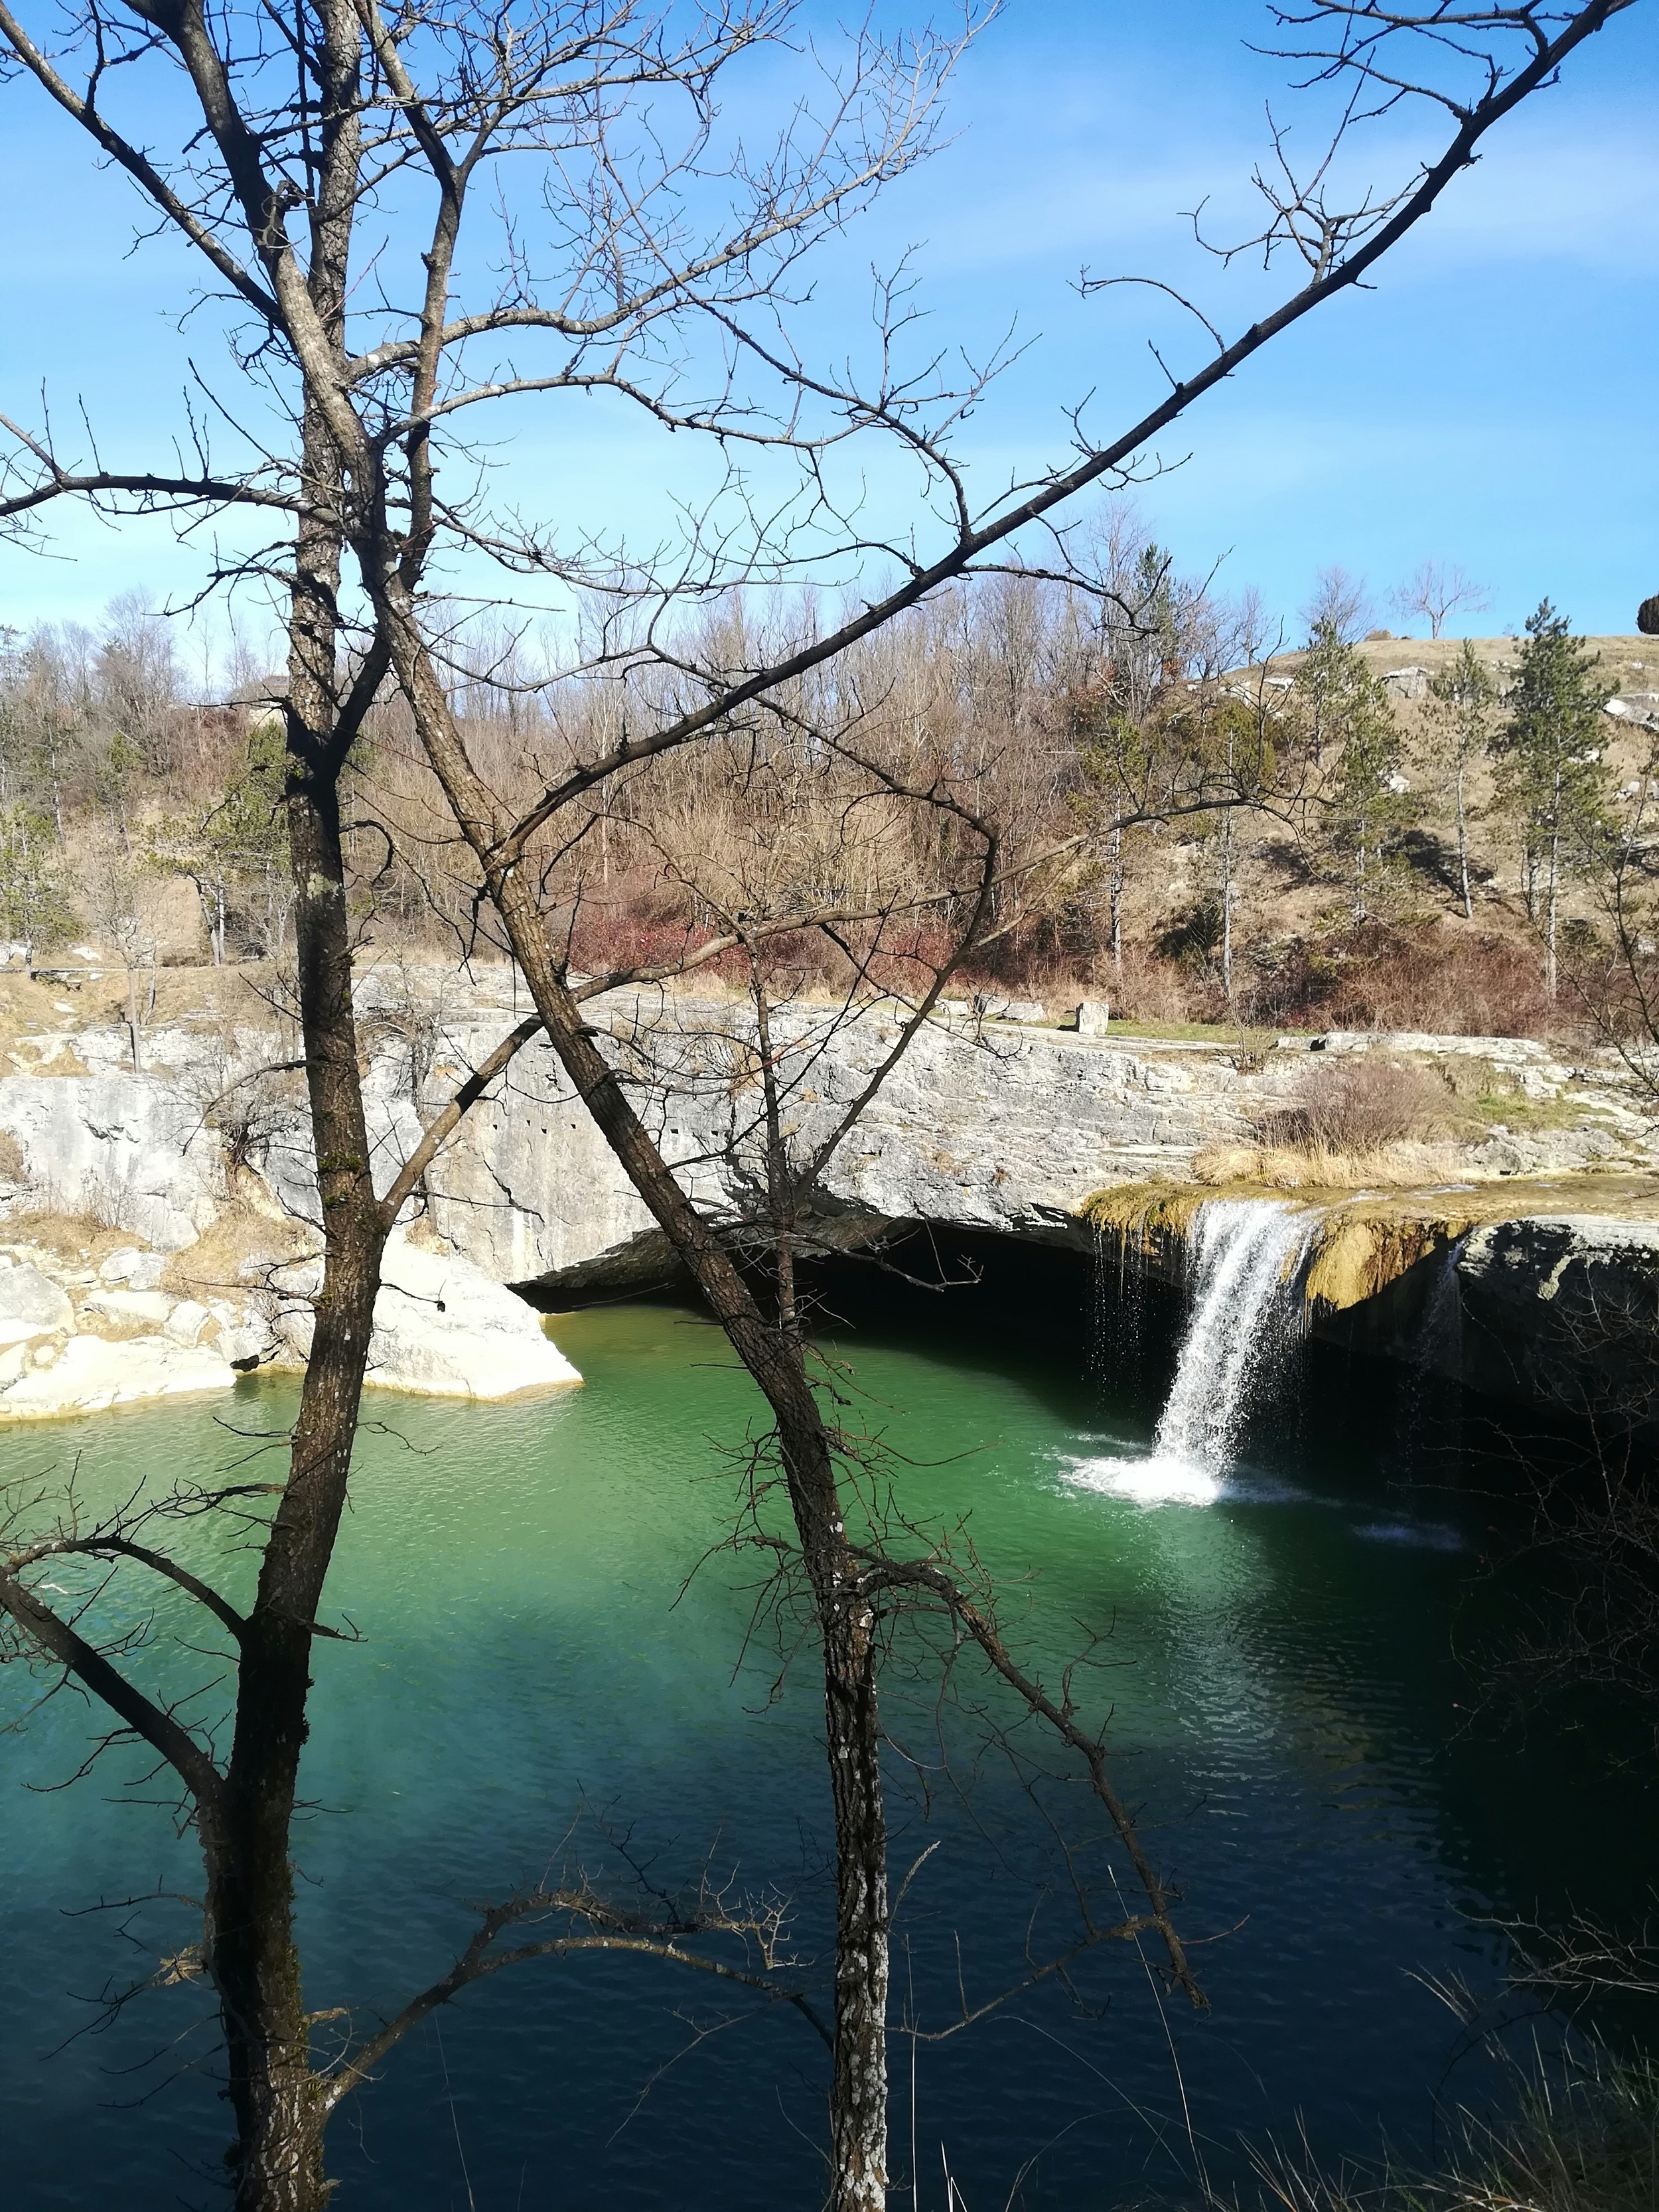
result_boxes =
[0,1,1637,2206]
[1391,557,1493,639]
[1303,563,1375,644]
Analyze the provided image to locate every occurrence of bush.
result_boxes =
[1260,1055,1453,1154]
[1239,921,1561,1040]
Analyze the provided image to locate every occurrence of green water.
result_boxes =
[1,1296,1654,2210]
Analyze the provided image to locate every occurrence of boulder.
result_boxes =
[80,1288,174,1329]
[261,1238,581,1398]
[99,1247,168,1290]
[368,1240,581,1398]
[0,1263,73,1334]
[1075,1000,1110,1037]
[165,1299,214,1345]
[0,1333,236,1420]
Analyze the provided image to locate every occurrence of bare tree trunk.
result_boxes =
[1457,761,1473,920]
[201,0,384,2165]
[819,1570,889,2212]
[204,407,390,2203]
[372,595,894,2201]
[1110,822,1123,973]
[1220,805,1234,1007]
[1547,829,1560,1000]
[124,959,143,1072]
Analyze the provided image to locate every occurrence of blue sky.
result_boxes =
[0,0,1653,657]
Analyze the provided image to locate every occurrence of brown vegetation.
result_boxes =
[1260,1055,1456,1153]
[6,594,1654,1047]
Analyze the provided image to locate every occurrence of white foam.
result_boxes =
[1064,1452,1224,1507]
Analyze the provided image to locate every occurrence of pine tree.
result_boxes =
[0,803,74,960]
[1424,640,1498,921]
[1297,620,1407,923]
[1489,601,1611,998]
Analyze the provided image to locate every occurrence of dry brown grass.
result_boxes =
[1193,1138,1465,1191]
[161,1204,311,1301]
[0,1210,145,1266]
[1262,1055,1457,1151]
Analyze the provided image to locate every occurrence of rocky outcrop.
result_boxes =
[1455,1215,1659,1423]
[1,974,1655,1420]
[0,1230,579,1422]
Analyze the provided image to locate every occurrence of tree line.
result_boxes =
[1,570,1632,1039]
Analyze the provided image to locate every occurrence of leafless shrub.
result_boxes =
[1255,922,1562,1039]
[1260,1056,1453,1154]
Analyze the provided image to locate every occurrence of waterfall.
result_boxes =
[1152,1200,1315,1477]
[1066,1197,1316,1506]
[1159,1203,1327,1477]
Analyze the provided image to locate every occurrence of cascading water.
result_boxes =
[1152,1200,1317,1474]
[1070,1198,1316,1505]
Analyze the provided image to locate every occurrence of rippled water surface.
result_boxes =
[3,1293,1654,2210]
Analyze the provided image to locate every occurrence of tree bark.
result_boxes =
[202,10,384,2185]
[369,587,895,2202]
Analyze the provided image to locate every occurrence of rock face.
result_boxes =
[1457,1216,1659,1424]
[1,976,1656,1422]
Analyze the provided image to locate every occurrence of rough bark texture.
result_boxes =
[203,15,385,2185]
[204,449,386,2205]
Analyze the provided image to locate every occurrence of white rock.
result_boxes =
[80,1288,175,1327]
[0,1064,226,1250]
[0,1264,73,1332]
[370,1239,581,1398]
[1076,1000,1111,1037]
[0,1333,236,1420]
[219,1323,277,1368]
[99,1247,168,1290]
[0,1317,57,1349]
[255,1238,581,1398]
[165,1299,213,1345]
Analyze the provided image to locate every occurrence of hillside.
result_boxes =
[3,616,1657,1051]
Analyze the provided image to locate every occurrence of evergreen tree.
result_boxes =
[0,803,74,960]
[1489,601,1611,997]
[1424,640,1498,921]
[150,715,289,962]
[1297,619,1408,922]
